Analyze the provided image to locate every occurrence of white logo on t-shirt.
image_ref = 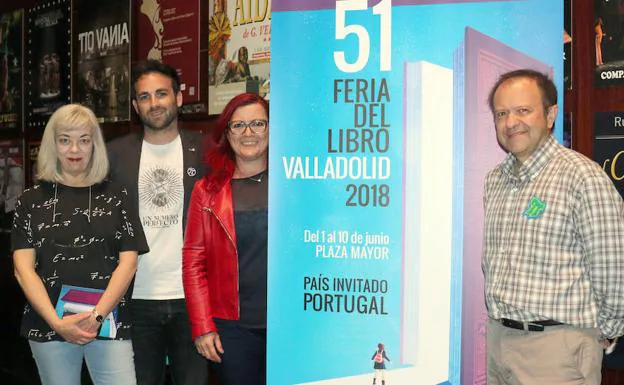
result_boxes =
[139,167,183,210]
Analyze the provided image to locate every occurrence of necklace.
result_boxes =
[246,170,266,183]
[248,173,263,183]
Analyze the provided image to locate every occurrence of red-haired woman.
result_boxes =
[183,93,269,385]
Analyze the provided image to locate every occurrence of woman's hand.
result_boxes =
[76,311,103,334]
[195,332,224,363]
[52,312,97,345]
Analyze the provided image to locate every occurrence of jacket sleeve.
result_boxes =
[183,182,217,339]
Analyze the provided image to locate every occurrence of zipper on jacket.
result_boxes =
[202,207,236,248]
[203,206,241,317]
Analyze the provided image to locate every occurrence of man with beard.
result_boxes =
[107,60,207,385]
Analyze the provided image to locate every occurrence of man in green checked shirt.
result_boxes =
[483,69,624,385]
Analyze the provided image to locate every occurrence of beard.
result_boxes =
[139,106,178,131]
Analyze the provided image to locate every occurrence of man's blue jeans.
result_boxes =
[131,299,208,385]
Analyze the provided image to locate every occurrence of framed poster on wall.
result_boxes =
[73,0,131,123]
[137,0,201,104]
[594,0,624,86]
[25,0,71,129]
[208,0,270,115]
[594,111,624,197]
[0,10,23,132]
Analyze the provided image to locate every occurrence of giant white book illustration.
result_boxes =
[294,62,456,385]
[402,61,453,379]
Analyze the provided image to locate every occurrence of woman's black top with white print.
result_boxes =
[11,180,148,342]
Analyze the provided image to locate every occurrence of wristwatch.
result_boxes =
[92,309,104,324]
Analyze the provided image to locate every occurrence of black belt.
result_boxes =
[499,318,564,332]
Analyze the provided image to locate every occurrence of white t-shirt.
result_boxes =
[133,135,185,299]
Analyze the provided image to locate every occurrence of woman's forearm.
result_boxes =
[93,251,138,317]
[13,249,62,330]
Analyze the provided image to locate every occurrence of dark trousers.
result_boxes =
[131,299,208,385]
[214,319,266,385]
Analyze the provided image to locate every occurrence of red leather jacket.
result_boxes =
[183,176,239,340]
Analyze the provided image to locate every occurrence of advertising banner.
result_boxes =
[25,0,71,129]
[0,10,23,131]
[73,0,131,122]
[137,0,201,103]
[268,1,562,384]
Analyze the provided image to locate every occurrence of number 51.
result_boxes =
[334,0,391,73]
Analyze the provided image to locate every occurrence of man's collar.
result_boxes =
[501,135,558,183]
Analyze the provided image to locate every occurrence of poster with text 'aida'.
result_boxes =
[267,1,563,385]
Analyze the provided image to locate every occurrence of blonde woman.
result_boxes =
[12,104,148,385]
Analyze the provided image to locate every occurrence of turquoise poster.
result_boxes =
[268,1,563,384]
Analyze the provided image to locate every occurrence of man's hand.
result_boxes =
[604,337,619,355]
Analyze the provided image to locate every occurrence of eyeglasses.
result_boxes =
[227,119,268,134]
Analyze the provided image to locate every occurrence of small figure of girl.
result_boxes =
[372,342,390,385]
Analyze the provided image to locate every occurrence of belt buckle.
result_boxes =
[527,322,544,332]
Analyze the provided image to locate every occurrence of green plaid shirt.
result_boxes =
[483,135,624,338]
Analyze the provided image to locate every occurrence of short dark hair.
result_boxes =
[487,69,558,114]
[131,60,181,100]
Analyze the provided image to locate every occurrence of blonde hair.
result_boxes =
[37,104,109,184]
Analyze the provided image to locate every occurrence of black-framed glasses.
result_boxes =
[227,119,268,134]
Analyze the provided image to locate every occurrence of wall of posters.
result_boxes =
[25,0,71,128]
[268,1,562,385]
[0,10,22,131]
[594,0,624,86]
[137,0,201,103]
[594,111,624,197]
[208,0,271,114]
[73,0,130,123]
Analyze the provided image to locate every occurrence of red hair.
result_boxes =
[204,93,269,191]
